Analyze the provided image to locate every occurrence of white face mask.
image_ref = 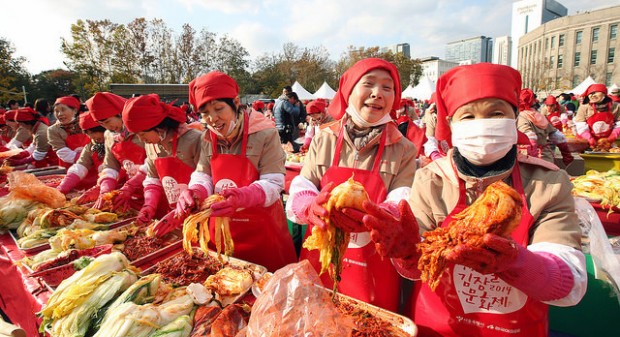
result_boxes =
[346,105,393,128]
[451,118,517,166]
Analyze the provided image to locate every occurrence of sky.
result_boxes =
[1,0,616,74]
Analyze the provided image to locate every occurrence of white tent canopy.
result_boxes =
[571,76,596,96]
[291,81,315,100]
[313,81,336,99]
[609,83,619,92]
[402,75,435,100]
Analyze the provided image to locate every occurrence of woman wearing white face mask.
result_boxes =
[47,96,90,168]
[120,94,202,225]
[364,63,587,337]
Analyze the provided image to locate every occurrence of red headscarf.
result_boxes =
[54,96,81,110]
[78,111,99,131]
[518,88,536,112]
[4,110,16,122]
[519,89,549,129]
[267,102,274,111]
[435,63,521,142]
[327,58,401,119]
[252,100,265,111]
[306,100,326,114]
[86,92,127,121]
[189,71,239,111]
[122,94,186,133]
[0,114,5,126]
[15,107,39,122]
[544,95,561,111]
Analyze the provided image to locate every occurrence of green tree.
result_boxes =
[0,37,28,104]
[30,69,77,101]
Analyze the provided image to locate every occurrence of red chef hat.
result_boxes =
[519,88,536,112]
[267,102,274,111]
[78,111,99,131]
[189,71,239,111]
[4,110,16,122]
[306,100,327,114]
[122,93,186,133]
[435,63,521,142]
[0,114,5,126]
[544,95,557,105]
[54,96,81,110]
[252,100,265,111]
[327,58,401,120]
[583,83,607,97]
[15,107,38,122]
[86,92,127,121]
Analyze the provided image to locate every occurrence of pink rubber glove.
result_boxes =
[291,182,335,229]
[175,185,208,216]
[579,130,596,148]
[607,127,620,143]
[363,199,420,259]
[112,171,146,212]
[92,177,118,209]
[210,184,266,217]
[136,184,164,225]
[151,210,185,237]
[57,173,81,194]
[429,151,444,161]
[527,138,540,157]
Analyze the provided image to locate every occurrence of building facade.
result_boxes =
[493,36,512,65]
[511,0,567,68]
[518,5,620,91]
[445,36,493,64]
[382,43,411,58]
[419,57,460,83]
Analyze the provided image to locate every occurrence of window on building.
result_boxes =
[574,52,581,66]
[611,25,618,40]
[609,48,615,63]
[558,54,563,68]
[607,72,613,86]
[593,27,600,42]
[545,38,549,49]
[591,50,597,64]
[551,36,556,48]
[550,56,555,68]
[558,34,565,47]
[576,31,583,44]
[573,75,580,87]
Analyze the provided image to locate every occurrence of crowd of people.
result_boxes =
[2,58,620,336]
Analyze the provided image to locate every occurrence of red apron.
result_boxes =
[209,112,296,272]
[406,123,427,159]
[32,122,58,168]
[154,132,194,208]
[298,126,402,312]
[111,134,147,181]
[586,105,614,139]
[546,111,563,131]
[59,129,90,168]
[411,163,547,337]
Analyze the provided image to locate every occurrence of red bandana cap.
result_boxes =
[583,83,607,97]
[252,100,265,111]
[267,102,274,110]
[54,96,81,110]
[327,58,401,119]
[79,111,99,131]
[435,63,521,142]
[518,88,536,112]
[86,92,127,121]
[122,94,186,133]
[544,95,557,105]
[0,114,5,126]
[15,107,38,122]
[306,100,326,114]
[4,110,16,122]
[189,71,239,111]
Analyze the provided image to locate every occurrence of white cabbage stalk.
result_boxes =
[151,315,192,337]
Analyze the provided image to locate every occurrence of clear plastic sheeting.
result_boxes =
[243,260,354,337]
[575,197,620,304]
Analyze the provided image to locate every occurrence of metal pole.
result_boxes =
[22,86,27,104]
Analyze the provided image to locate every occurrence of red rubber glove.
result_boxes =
[335,207,367,233]
[151,210,185,237]
[363,199,420,259]
[136,184,164,225]
[57,173,81,194]
[92,177,118,209]
[210,184,266,217]
[445,234,519,275]
[112,171,146,212]
[175,185,208,216]
[579,130,596,148]
[7,152,34,166]
[607,128,620,143]
[75,185,100,204]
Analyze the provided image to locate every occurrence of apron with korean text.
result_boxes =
[411,163,547,337]
[299,126,402,312]
[209,112,296,272]
[586,103,614,139]
[111,134,147,182]
[154,132,194,208]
